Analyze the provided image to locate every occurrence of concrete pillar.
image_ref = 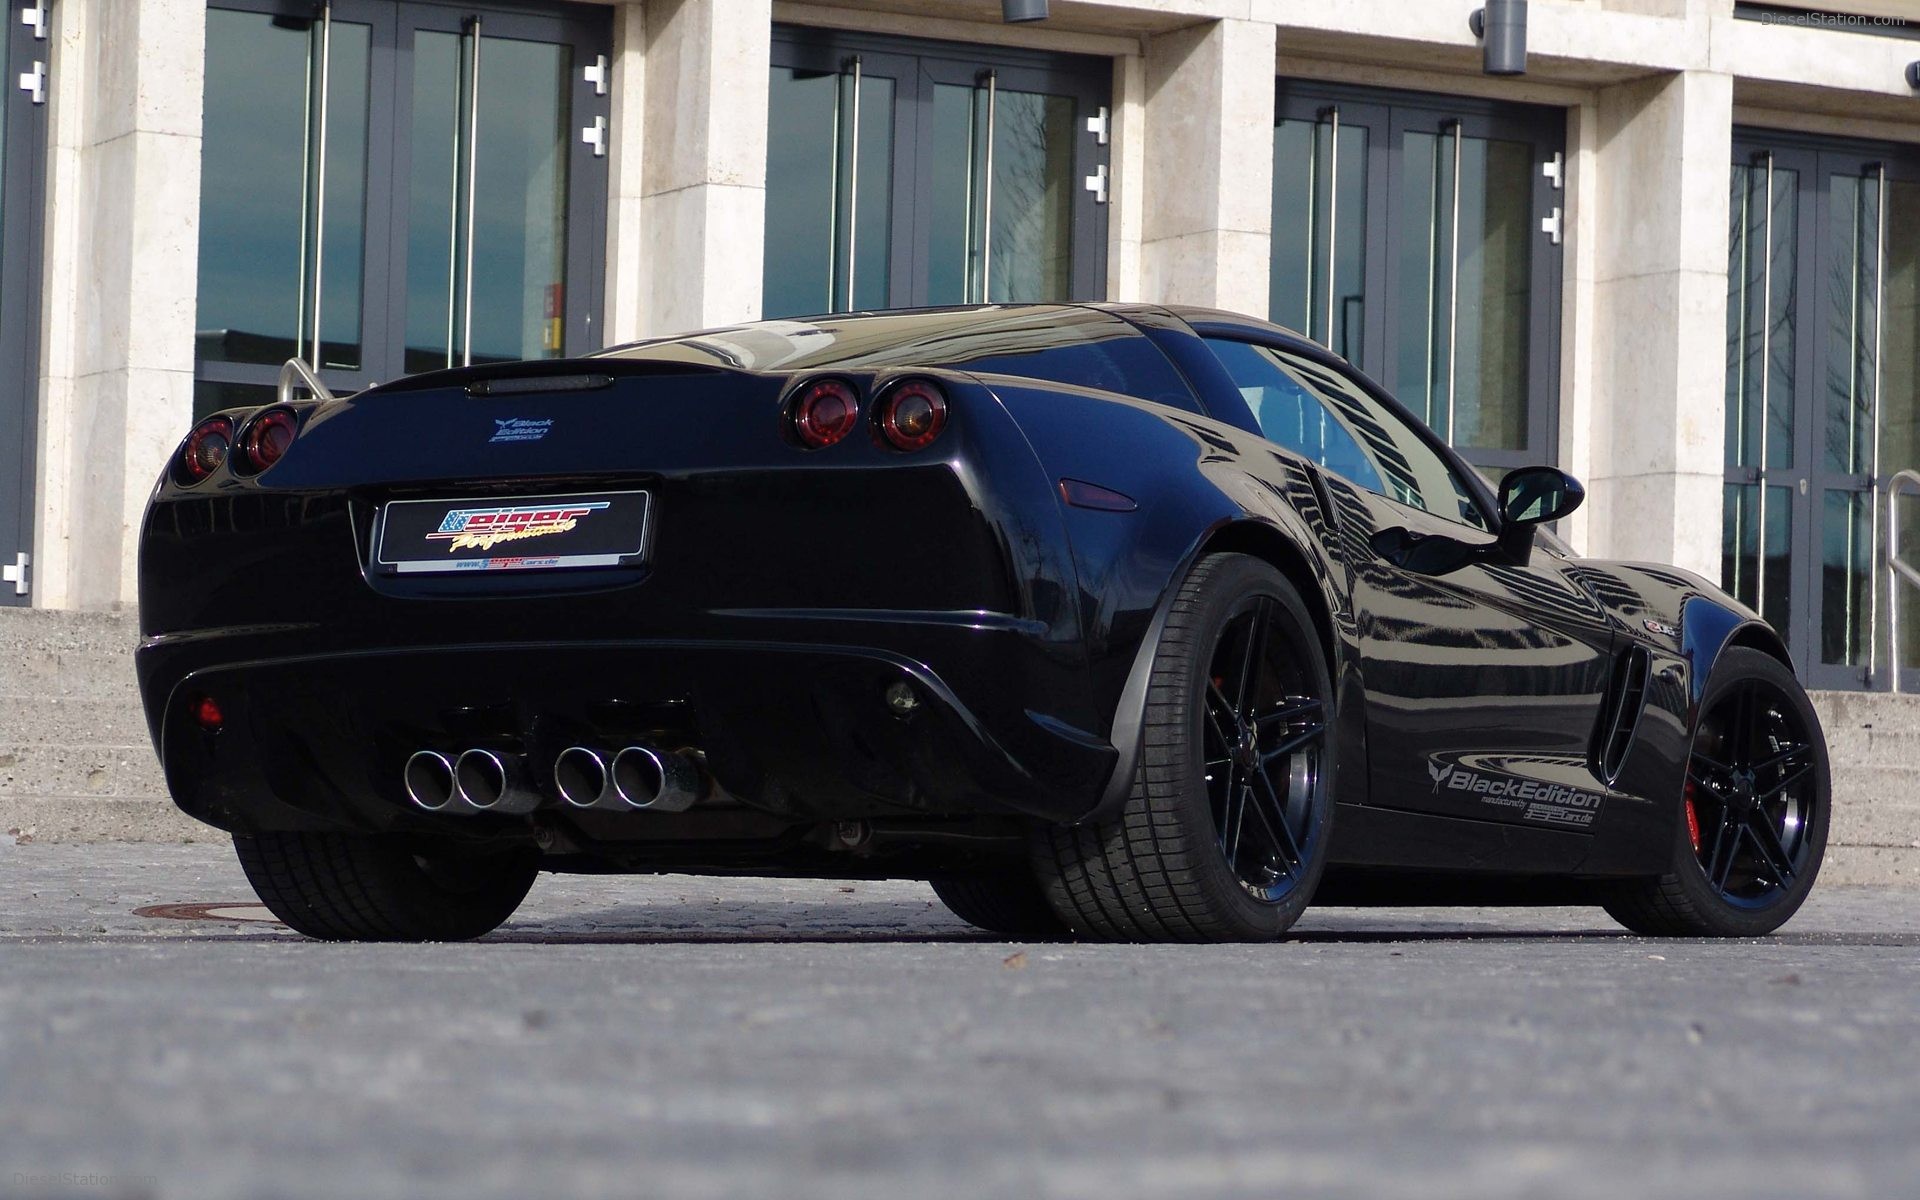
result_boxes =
[1585,68,1733,577]
[1105,51,1146,303]
[635,0,770,337]
[1137,18,1275,316]
[604,2,649,345]
[34,0,204,611]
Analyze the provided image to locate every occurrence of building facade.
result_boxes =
[3,0,1920,694]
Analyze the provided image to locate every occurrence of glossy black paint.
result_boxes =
[135,303,1802,889]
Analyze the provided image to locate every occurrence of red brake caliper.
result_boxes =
[1684,780,1703,854]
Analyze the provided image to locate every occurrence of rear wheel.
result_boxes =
[235,831,540,942]
[1603,648,1828,937]
[930,872,1068,937]
[1035,553,1336,942]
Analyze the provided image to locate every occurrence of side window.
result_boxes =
[955,336,1202,414]
[1204,338,1385,493]
[1204,338,1490,531]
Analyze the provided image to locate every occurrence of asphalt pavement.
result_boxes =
[2,841,1917,1200]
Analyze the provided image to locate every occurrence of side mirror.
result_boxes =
[1498,466,1584,527]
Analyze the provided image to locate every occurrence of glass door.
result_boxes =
[395,5,596,373]
[195,0,610,412]
[765,27,1109,317]
[0,0,47,607]
[1725,131,1920,691]
[1272,83,1564,476]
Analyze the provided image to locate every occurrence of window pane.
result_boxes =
[405,33,571,372]
[988,89,1075,303]
[1883,180,1920,480]
[1719,482,1793,633]
[197,10,369,370]
[1206,337,1383,491]
[1270,116,1367,361]
[472,37,571,365]
[1724,160,1798,471]
[1825,172,1878,475]
[1395,129,1531,451]
[929,81,1075,306]
[1210,339,1488,530]
[762,65,894,319]
[405,29,464,372]
[1821,489,1872,666]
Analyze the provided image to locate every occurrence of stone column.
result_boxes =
[1137,18,1275,316]
[34,0,204,611]
[1584,68,1733,576]
[603,2,649,345]
[633,0,771,337]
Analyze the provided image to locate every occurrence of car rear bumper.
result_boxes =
[136,617,1119,838]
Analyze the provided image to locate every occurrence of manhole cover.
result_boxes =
[134,902,286,925]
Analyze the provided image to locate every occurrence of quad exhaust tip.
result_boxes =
[404,750,457,812]
[555,744,701,812]
[407,744,702,815]
[403,748,541,815]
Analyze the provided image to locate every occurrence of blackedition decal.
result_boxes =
[1426,752,1611,829]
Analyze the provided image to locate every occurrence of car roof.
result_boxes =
[590,303,1321,374]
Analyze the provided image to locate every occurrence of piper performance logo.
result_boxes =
[427,502,609,553]
[1427,752,1606,829]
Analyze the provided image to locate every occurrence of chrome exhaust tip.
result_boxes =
[610,745,701,813]
[453,749,542,815]
[554,746,611,809]
[403,750,457,812]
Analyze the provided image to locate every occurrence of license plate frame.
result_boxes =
[373,489,652,576]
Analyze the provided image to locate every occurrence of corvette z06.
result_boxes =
[137,305,1830,942]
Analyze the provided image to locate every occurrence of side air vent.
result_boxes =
[1592,644,1652,786]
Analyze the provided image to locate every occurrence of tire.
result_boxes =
[930,872,1069,937]
[1034,553,1337,942]
[1603,647,1829,938]
[234,831,540,942]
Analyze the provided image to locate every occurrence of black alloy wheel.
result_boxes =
[1035,553,1336,941]
[1605,647,1829,937]
[1202,594,1329,903]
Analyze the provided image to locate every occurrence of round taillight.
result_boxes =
[178,416,234,484]
[241,407,299,472]
[788,379,860,449]
[877,379,948,452]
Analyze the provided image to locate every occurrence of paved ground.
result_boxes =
[1,844,1917,1200]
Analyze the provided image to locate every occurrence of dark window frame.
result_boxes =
[1726,124,1920,692]
[0,0,47,606]
[768,24,1111,313]
[195,0,611,405]
[1272,78,1566,477]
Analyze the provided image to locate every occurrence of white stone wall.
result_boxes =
[23,0,1920,607]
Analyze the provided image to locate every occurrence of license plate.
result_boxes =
[374,490,651,575]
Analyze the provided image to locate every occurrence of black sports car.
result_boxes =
[137,304,1830,942]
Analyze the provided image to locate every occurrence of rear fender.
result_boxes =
[992,383,1349,823]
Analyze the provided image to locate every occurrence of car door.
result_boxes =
[1202,337,1620,833]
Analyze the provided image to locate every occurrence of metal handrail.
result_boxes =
[277,357,336,408]
[1890,468,1920,694]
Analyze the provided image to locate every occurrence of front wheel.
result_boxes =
[1603,647,1829,937]
[1034,553,1336,942]
[235,831,540,942]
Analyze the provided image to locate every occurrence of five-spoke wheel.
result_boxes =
[1605,647,1829,937]
[1035,553,1335,941]
[1201,596,1329,904]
